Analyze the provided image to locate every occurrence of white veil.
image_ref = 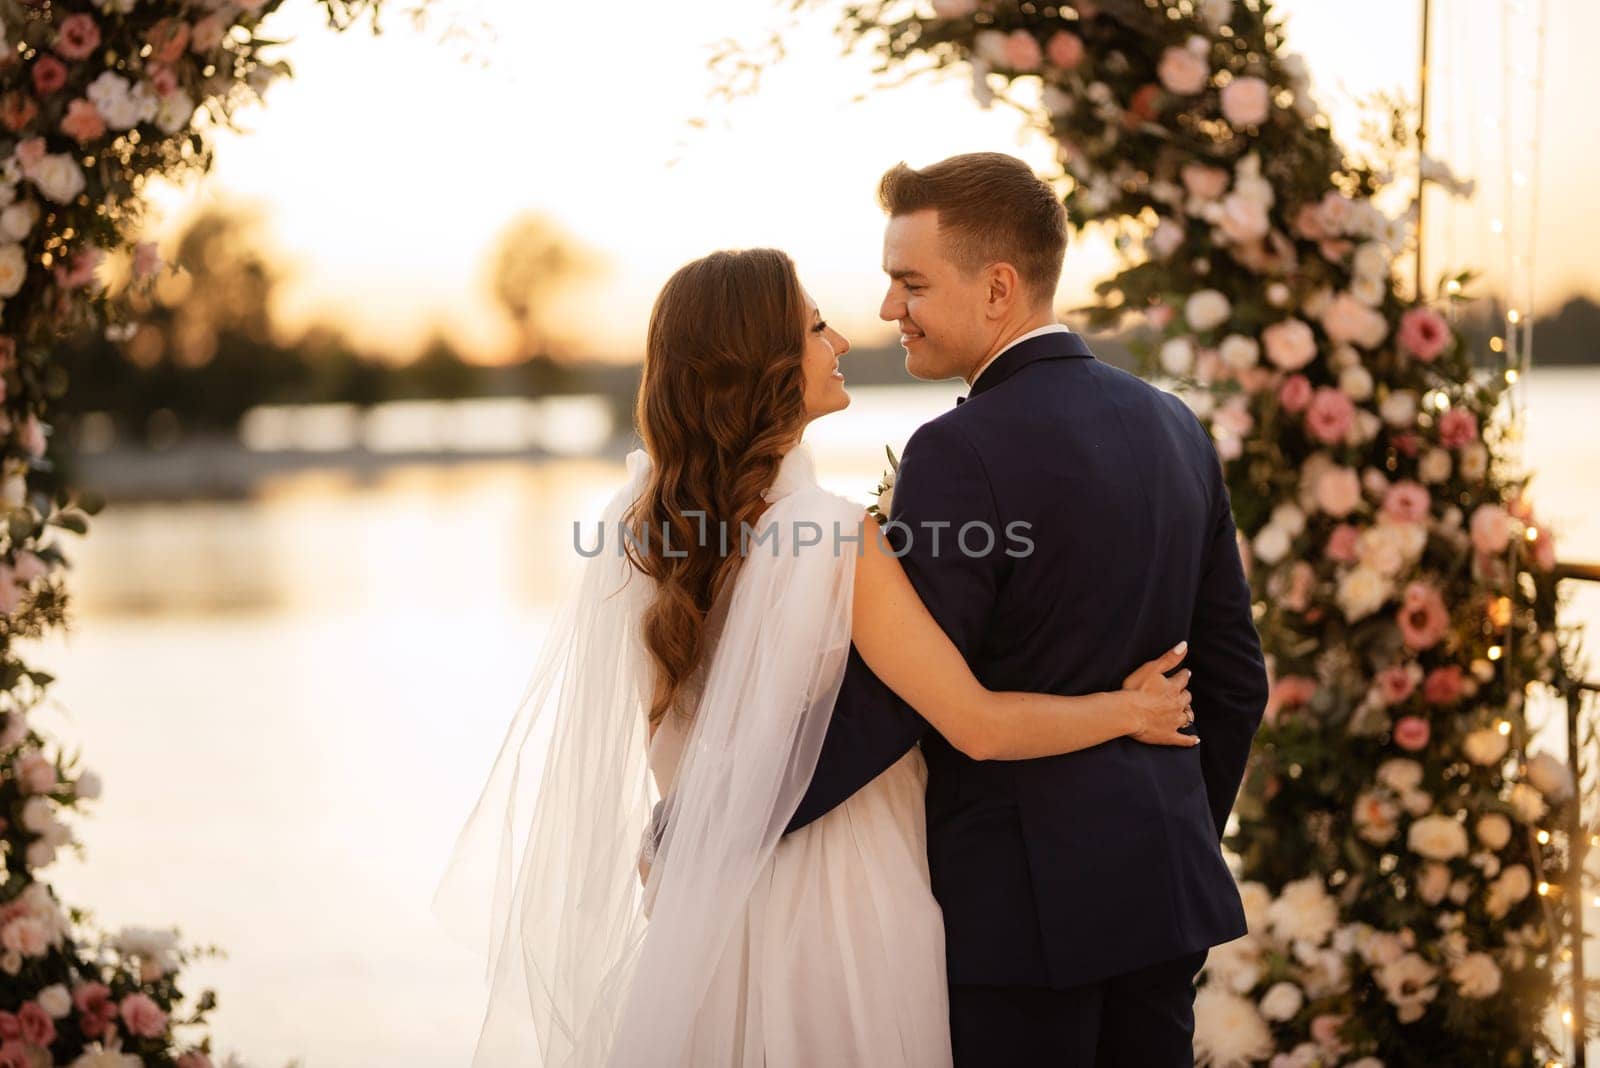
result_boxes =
[431,442,866,1067]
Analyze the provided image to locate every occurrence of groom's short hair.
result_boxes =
[877,153,1067,307]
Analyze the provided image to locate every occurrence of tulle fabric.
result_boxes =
[432,442,950,1066]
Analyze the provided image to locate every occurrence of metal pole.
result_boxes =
[1570,679,1590,1067]
[1416,0,1432,301]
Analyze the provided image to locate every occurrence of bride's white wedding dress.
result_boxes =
[433,441,952,1068]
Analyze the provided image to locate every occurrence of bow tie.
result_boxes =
[955,394,967,406]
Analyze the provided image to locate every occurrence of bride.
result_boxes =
[432,248,1197,1067]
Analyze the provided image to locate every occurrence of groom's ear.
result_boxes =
[984,262,1023,316]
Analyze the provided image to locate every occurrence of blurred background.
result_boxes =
[13,0,1596,1063]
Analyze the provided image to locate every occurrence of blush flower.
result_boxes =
[1398,307,1450,362]
[1398,582,1450,651]
[1305,387,1355,444]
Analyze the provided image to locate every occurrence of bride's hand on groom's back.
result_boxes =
[1121,643,1199,748]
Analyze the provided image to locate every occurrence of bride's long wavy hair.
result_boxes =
[623,248,811,728]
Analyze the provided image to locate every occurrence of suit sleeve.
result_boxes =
[1188,449,1270,840]
[784,417,1006,834]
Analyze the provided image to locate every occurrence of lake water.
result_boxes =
[25,368,1600,1067]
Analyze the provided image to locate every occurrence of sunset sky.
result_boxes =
[140,0,1596,363]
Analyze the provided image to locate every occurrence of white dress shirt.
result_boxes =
[967,323,1075,388]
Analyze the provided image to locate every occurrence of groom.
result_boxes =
[784,153,1269,1066]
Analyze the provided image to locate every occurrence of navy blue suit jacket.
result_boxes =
[784,330,1268,989]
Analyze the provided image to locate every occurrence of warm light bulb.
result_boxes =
[1497,720,1512,735]
[1506,368,1519,383]
[1491,336,1505,352]
[1537,830,1550,844]
[1488,646,1503,661]
[1538,881,1551,896]
[1446,279,1462,294]
[1526,527,1539,542]
[1508,309,1522,324]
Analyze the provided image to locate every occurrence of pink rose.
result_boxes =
[19,416,47,459]
[1263,318,1316,371]
[1157,45,1209,95]
[1423,665,1464,705]
[1181,163,1229,201]
[1305,387,1355,444]
[53,14,102,61]
[1293,201,1329,241]
[1393,715,1431,751]
[1529,524,1557,571]
[1218,192,1270,243]
[119,992,168,1039]
[0,1040,27,1068]
[73,981,116,1039]
[177,1053,215,1068]
[146,19,191,66]
[12,552,47,585]
[131,242,164,281]
[1376,663,1418,705]
[1381,480,1430,524]
[15,752,54,794]
[191,14,227,53]
[1316,469,1362,519]
[1398,307,1450,362]
[14,137,46,174]
[1268,674,1318,721]
[59,98,105,144]
[1325,522,1361,561]
[17,1002,53,1047]
[0,92,38,134]
[1311,1014,1349,1055]
[149,64,179,98]
[1001,30,1042,71]
[1438,407,1478,449]
[1046,31,1084,70]
[30,56,68,97]
[1220,75,1270,126]
[1320,291,1389,349]
[54,245,103,288]
[1398,582,1450,651]
[1277,373,1312,413]
[0,1012,16,1041]
[1470,504,1511,555]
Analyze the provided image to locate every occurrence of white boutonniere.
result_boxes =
[866,444,900,526]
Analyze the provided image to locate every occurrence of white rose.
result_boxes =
[1509,782,1548,824]
[1376,758,1424,793]
[1252,524,1291,566]
[1238,882,1272,934]
[1408,814,1469,861]
[1381,389,1418,428]
[1416,861,1451,905]
[1269,503,1306,538]
[1266,282,1291,307]
[20,796,52,834]
[1259,980,1303,1022]
[1418,447,1452,484]
[1194,988,1275,1068]
[156,90,196,135]
[1350,274,1386,306]
[1218,192,1270,244]
[28,155,86,205]
[1476,812,1512,851]
[1459,442,1488,478]
[1262,317,1317,371]
[1355,790,1401,844]
[1337,566,1392,622]
[1525,751,1575,802]
[1185,289,1232,332]
[25,839,55,868]
[37,982,71,1018]
[1267,876,1339,947]
[1219,334,1259,370]
[1376,952,1439,1023]
[0,244,25,298]
[75,768,102,800]
[1451,952,1502,998]
[1159,337,1196,377]
[1462,728,1509,766]
[1401,789,1434,817]
[1200,0,1234,29]
[69,1050,143,1068]
[1339,365,1374,401]
[1352,241,1390,283]
[1206,934,1265,993]
[1149,218,1184,259]
[1486,864,1532,919]
[0,201,38,242]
